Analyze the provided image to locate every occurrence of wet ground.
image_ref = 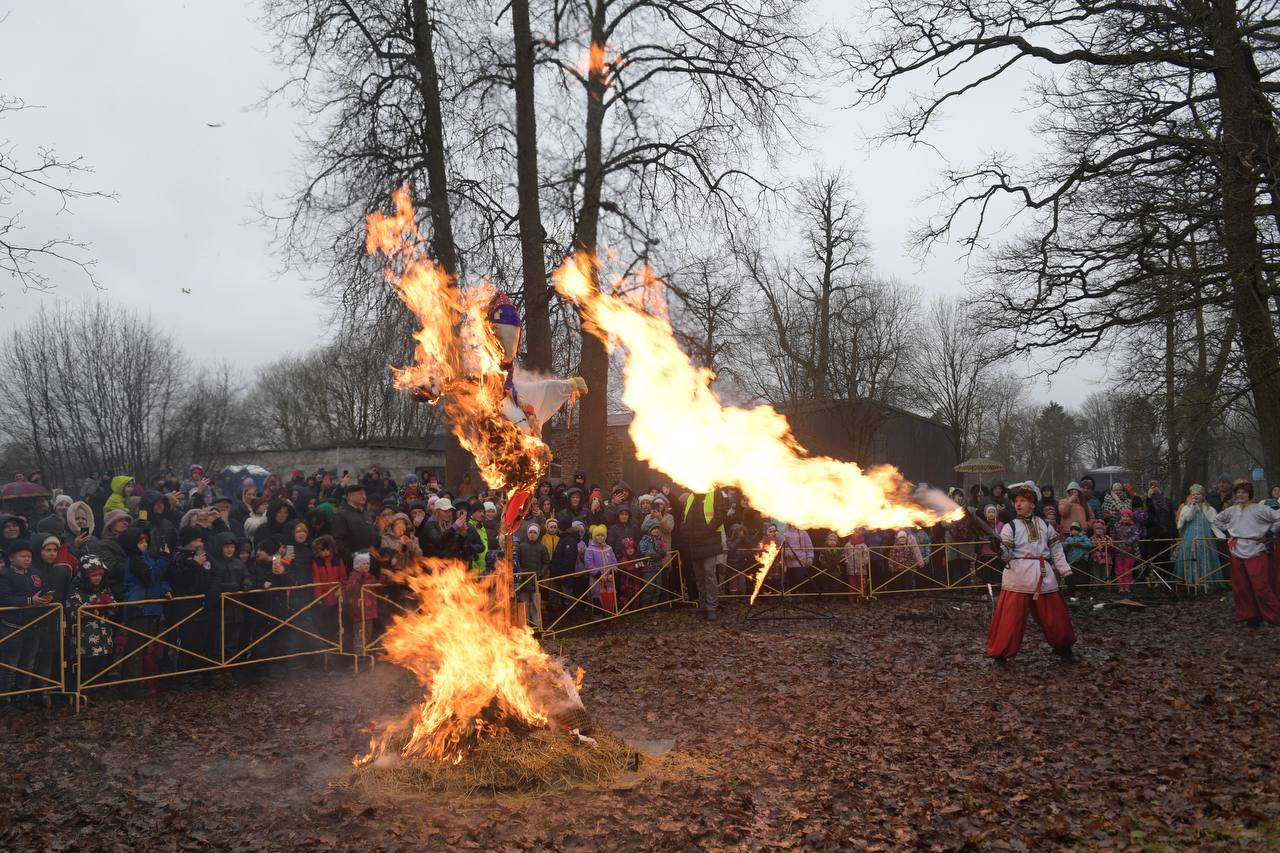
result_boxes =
[3,594,1278,850]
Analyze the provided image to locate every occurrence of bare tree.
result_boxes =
[907,296,989,463]
[838,0,1280,481]
[0,94,111,294]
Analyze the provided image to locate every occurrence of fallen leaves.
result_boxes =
[1,597,1278,848]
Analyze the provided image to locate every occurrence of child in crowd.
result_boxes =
[65,555,116,690]
[309,535,347,649]
[844,530,870,601]
[1090,519,1114,584]
[344,551,379,652]
[541,519,561,563]
[976,504,1004,583]
[639,519,667,605]
[207,531,248,666]
[1062,521,1093,592]
[0,540,51,708]
[583,524,617,615]
[889,529,923,573]
[816,532,844,594]
[1111,507,1142,593]
[615,537,642,610]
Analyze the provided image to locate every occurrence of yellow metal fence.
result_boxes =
[0,537,1241,707]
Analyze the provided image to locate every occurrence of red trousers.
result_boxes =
[1229,554,1280,625]
[1114,555,1135,592]
[986,590,1076,659]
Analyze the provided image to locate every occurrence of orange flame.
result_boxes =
[553,253,962,534]
[356,562,588,765]
[367,185,550,491]
[750,542,780,605]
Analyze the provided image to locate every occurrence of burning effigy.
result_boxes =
[352,188,642,796]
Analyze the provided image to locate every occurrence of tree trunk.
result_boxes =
[511,0,553,372]
[1163,309,1182,492]
[573,0,611,487]
[1207,3,1280,482]
[410,0,470,483]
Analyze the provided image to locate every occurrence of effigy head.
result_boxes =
[488,291,522,365]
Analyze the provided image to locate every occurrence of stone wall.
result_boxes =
[221,444,446,480]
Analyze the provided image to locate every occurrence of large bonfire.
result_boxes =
[355,187,959,784]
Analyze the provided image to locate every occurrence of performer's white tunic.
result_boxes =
[999,515,1071,594]
[1212,503,1280,559]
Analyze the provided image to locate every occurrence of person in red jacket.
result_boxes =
[310,535,347,648]
[344,550,379,654]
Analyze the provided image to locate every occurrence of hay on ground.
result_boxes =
[348,729,655,798]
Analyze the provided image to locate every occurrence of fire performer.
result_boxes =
[1211,481,1280,626]
[985,481,1077,665]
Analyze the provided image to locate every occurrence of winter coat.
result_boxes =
[0,565,48,625]
[344,571,380,625]
[206,532,249,625]
[66,577,115,658]
[122,548,171,619]
[781,527,814,568]
[550,529,584,577]
[606,508,642,557]
[420,518,465,561]
[94,535,129,599]
[33,556,72,605]
[1057,493,1093,532]
[311,556,347,606]
[516,538,551,578]
[331,503,377,564]
[103,475,134,513]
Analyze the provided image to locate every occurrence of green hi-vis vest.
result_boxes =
[684,492,722,532]
[470,520,489,574]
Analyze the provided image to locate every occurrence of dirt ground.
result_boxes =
[3,594,1279,851]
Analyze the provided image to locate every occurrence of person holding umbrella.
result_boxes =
[985,481,1077,666]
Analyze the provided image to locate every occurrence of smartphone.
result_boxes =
[286,545,295,559]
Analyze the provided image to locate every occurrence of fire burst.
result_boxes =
[553,253,962,535]
[356,564,588,766]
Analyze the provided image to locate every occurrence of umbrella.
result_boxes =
[0,480,52,501]
[954,458,1007,475]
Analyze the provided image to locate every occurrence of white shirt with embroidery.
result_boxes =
[1212,502,1280,560]
[999,515,1071,594]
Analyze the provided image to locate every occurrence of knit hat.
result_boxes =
[179,525,205,547]
[104,509,131,530]
[53,494,72,508]
[483,501,497,512]
[1120,507,1134,519]
[352,550,371,570]
[79,554,106,576]
[571,520,586,534]
[642,518,661,532]
[41,534,61,550]
[620,537,636,551]
[211,494,233,507]
[1066,481,1082,493]
[1069,521,1082,531]
[526,524,541,538]
[589,524,607,539]
[545,519,559,532]
[7,539,33,557]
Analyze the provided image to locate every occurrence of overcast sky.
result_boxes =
[0,0,1103,405]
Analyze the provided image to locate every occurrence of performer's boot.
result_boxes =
[1054,646,1077,664]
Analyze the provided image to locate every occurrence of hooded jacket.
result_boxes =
[606,506,642,557]
[104,475,135,513]
[0,513,30,561]
[206,531,249,625]
[121,527,171,615]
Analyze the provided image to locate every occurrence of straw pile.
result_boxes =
[348,729,645,798]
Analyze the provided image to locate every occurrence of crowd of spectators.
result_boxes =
[0,463,1272,713]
